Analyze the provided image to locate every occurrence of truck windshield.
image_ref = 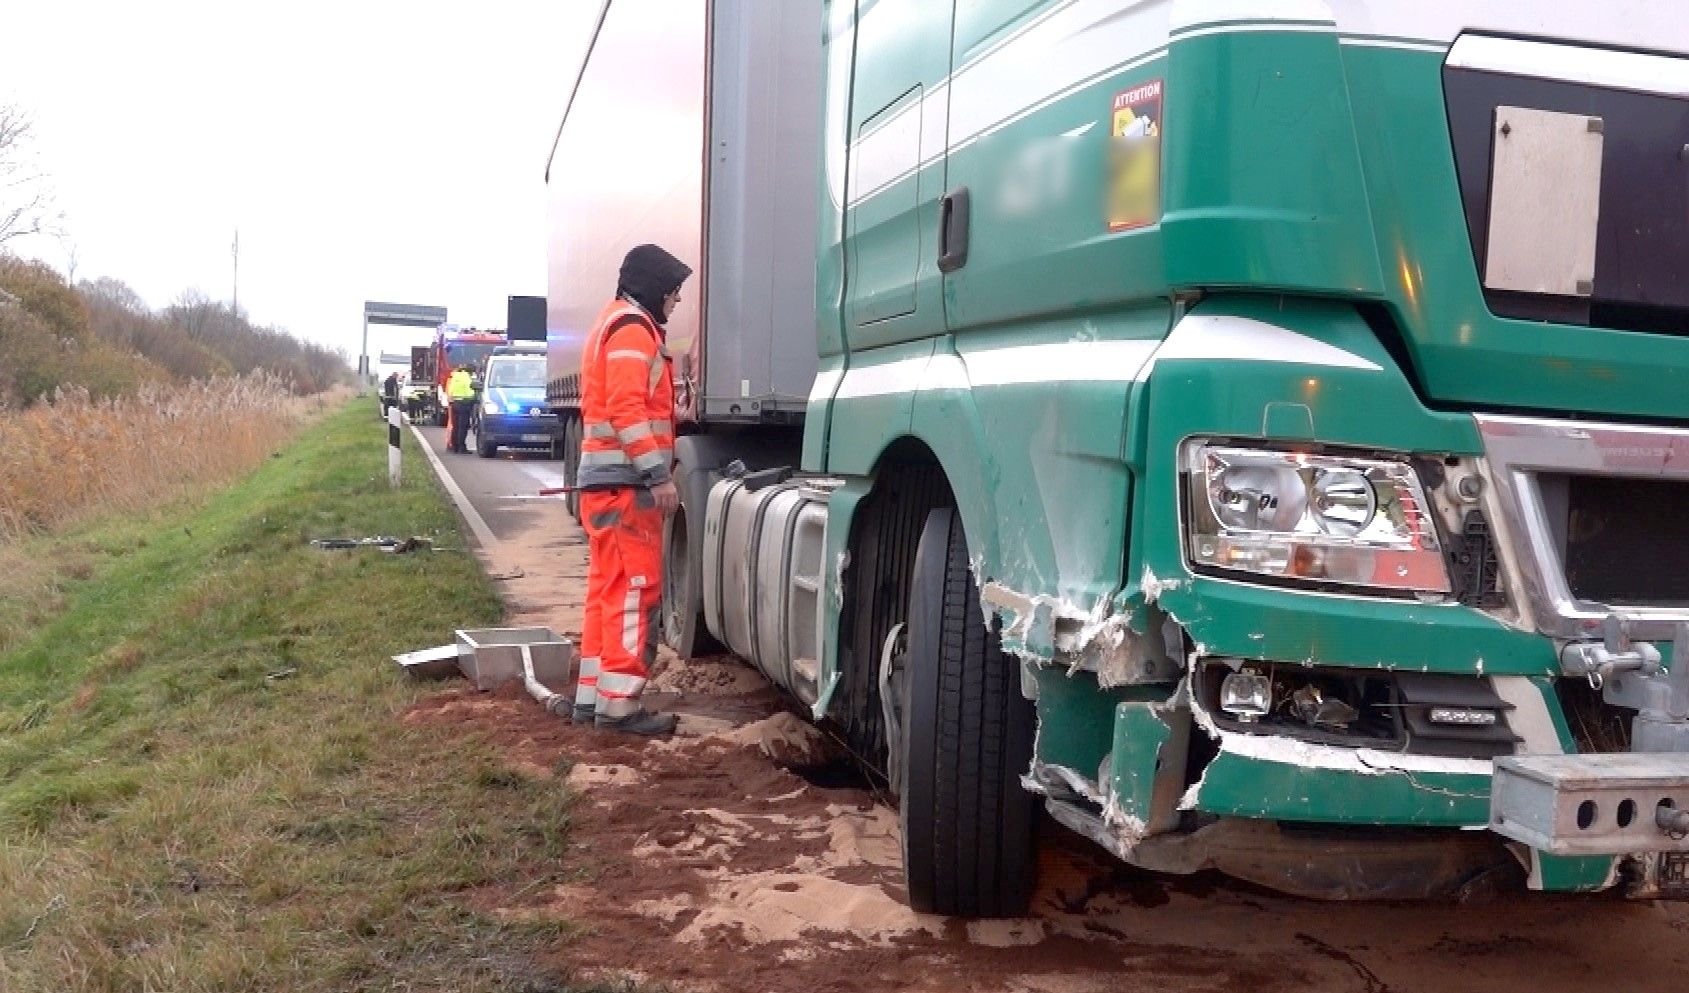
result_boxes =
[484,358,546,389]
[444,342,498,372]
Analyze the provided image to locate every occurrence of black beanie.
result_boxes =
[617,244,693,323]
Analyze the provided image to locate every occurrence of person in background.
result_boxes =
[569,244,691,736]
[446,364,475,453]
[382,371,399,420]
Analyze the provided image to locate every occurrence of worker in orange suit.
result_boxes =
[569,243,691,736]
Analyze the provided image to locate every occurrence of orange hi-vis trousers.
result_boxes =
[575,486,664,719]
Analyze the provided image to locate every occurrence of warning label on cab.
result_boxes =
[1108,79,1163,231]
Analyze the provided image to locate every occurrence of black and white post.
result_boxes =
[387,403,402,489]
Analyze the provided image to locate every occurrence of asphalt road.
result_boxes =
[410,422,569,545]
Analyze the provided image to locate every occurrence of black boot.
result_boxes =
[595,709,678,737]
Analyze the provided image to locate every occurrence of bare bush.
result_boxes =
[0,105,55,247]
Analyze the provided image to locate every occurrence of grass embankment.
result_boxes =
[0,401,600,992]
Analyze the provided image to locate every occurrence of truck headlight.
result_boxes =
[1184,444,1450,595]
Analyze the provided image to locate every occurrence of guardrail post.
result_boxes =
[387,404,402,489]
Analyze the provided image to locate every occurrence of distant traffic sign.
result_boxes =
[364,302,447,328]
[360,301,448,378]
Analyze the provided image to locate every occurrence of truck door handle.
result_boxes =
[938,187,971,273]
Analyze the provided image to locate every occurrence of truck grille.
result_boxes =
[1561,474,1689,607]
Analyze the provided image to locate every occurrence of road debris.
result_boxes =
[395,629,576,721]
[311,535,439,553]
[393,643,462,680]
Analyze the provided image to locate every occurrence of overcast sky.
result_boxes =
[0,1,601,364]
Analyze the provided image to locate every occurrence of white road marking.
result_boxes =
[519,463,571,491]
[409,423,500,551]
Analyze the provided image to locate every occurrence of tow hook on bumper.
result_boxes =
[1493,620,1689,894]
[1559,617,1689,753]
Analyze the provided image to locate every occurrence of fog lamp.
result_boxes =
[1220,670,1273,722]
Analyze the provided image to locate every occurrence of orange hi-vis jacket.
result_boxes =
[578,298,675,489]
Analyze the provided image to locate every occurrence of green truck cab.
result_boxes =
[549,0,1689,913]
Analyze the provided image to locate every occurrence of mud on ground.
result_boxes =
[416,500,1689,993]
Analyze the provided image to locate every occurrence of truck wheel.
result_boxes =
[662,508,721,659]
[563,417,582,522]
[900,507,1038,918]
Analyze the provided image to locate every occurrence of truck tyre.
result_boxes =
[900,507,1037,918]
[662,454,723,659]
[662,506,721,659]
[563,417,582,522]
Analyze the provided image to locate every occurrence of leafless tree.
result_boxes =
[83,276,146,312]
[0,105,55,248]
[58,231,80,283]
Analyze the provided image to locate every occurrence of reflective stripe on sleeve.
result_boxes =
[632,450,667,473]
[607,349,652,364]
[617,422,654,445]
[586,421,616,440]
[580,449,632,468]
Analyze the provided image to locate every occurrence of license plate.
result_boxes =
[520,434,550,443]
[1661,853,1689,889]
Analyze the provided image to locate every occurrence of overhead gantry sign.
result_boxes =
[361,301,447,379]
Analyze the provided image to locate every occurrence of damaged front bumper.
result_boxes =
[988,376,1689,897]
[1014,618,1689,898]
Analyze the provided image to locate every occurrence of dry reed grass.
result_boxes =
[0,375,336,543]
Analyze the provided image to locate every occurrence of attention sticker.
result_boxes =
[1108,79,1163,231]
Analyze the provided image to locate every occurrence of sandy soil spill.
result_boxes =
[407,498,1689,993]
[406,660,1689,993]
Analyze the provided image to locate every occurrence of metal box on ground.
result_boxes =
[456,627,574,692]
